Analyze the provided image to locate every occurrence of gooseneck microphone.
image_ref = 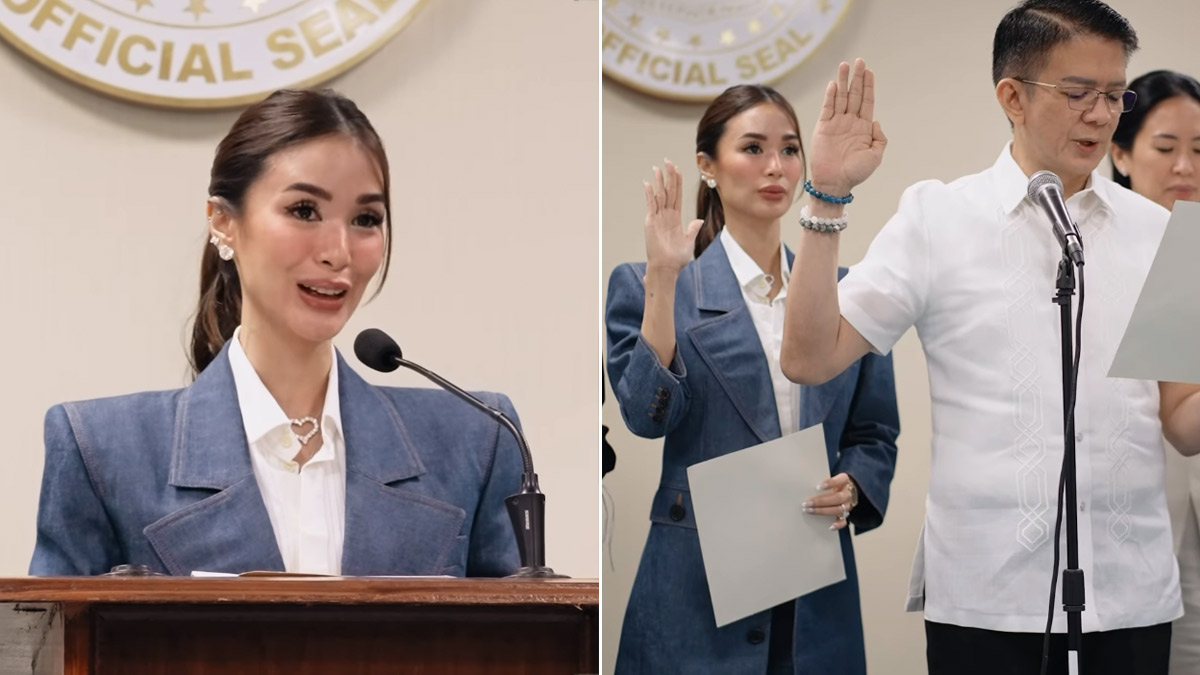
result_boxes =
[353,328,563,579]
[1028,170,1085,266]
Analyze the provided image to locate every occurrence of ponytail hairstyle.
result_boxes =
[190,89,393,377]
[693,84,803,258]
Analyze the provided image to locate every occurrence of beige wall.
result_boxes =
[601,0,1200,672]
[0,0,599,578]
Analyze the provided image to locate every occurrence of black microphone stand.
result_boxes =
[395,356,566,579]
[1053,256,1085,674]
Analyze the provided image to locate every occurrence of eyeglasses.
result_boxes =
[1016,79,1138,113]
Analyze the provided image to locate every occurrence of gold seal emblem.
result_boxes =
[602,0,851,102]
[0,0,428,108]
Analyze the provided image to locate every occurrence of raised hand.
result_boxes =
[644,160,704,274]
[808,59,888,197]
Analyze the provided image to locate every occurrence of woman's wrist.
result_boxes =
[643,263,682,287]
[808,199,847,219]
[807,178,853,198]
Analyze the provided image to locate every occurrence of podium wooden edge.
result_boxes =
[1,578,599,675]
[0,577,599,606]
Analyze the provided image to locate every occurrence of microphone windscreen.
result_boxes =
[1027,170,1063,200]
[354,328,403,372]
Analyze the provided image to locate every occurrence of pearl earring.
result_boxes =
[704,176,717,189]
[209,233,233,261]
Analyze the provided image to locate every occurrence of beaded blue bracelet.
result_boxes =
[804,180,854,205]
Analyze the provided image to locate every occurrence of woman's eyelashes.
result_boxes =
[287,199,320,221]
[740,143,801,156]
[285,200,384,228]
[352,211,385,228]
[1152,146,1200,154]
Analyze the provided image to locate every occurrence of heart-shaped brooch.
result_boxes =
[289,416,320,445]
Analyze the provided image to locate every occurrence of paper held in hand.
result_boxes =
[1110,201,1200,383]
[686,425,846,628]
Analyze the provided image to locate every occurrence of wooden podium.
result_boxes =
[0,576,598,675]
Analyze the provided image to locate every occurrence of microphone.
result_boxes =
[1027,170,1085,265]
[353,328,564,579]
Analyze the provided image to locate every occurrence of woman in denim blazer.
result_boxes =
[29,90,521,578]
[29,346,522,577]
[606,81,899,674]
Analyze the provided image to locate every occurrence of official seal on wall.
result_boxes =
[0,0,427,108]
[602,0,851,102]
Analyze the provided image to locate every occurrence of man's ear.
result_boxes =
[996,78,1028,128]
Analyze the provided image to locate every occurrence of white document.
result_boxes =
[189,571,456,579]
[1110,201,1200,383]
[686,425,846,627]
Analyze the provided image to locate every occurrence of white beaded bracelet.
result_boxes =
[798,205,848,233]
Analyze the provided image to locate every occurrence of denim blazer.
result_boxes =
[29,345,522,577]
[605,239,900,675]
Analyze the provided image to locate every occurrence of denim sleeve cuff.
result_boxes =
[613,335,690,438]
[845,471,884,534]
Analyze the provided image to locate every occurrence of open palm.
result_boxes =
[644,160,703,273]
[808,59,887,196]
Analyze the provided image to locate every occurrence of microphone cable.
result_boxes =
[1040,262,1085,675]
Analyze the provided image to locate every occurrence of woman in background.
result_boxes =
[30,89,523,578]
[1112,69,1200,675]
[605,67,899,674]
[1112,70,1200,207]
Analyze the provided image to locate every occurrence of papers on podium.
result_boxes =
[1110,201,1200,383]
[686,425,846,627]
[190,571,454,578]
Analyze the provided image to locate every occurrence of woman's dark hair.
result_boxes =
[694,84,803,258]
[1111,70,1200,188]
[190,88,392,376]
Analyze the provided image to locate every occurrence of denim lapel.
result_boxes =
[336,355,467,576]
[144,346,283,575]
[686,239,782,443]
[145,347,468,576]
